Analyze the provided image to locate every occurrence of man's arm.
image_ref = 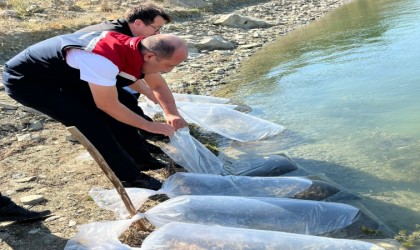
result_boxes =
[143,73,188,130]
[88,83,174,136]
[128,79,159,103]
[67,48,175,135]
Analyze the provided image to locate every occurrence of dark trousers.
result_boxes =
[3,70,154,182]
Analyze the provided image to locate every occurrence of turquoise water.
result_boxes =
[221,0,420,233]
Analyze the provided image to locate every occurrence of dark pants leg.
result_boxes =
[4,82,141,182]
[105,88,158,166]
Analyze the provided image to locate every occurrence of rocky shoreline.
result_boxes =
[162,0,351,96]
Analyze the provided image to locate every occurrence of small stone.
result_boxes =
[22,107,43,115]
[58,217,67,222]
[45,215,61,222]
[190,64,203,68]
[14,176,37,183]
[239,43,262,49]
[0,102,18,110]
[20,117,31,125]
[28,120,43,131]
[14,184,35,192]
[20,194,46,205]
[16,133,32,142]
[5,190,15,196]
[213,68,225,74]
[75,152,92,161]
[36,187,48,194]
[11,173,26,179]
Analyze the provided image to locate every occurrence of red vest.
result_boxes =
[85,31,144,82]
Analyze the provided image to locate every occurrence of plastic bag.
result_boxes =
[219,131,303,158]
[142,222,386,250]
[172,93,230,104]
[176,101,237,109]
[138,102,162,120]
[143,195,383,238]
[90,191,383,238]
[88,173,360,220]
[162,128,305,176]
[89,188,157,219]
[161,127,225,174]
[64,214,143,250]
[178,105,285,142]
[139,97,282,142]
[139,101,238,123]
[162,172,359,202]
[65,220,387,250]
[138,93,232,120]
[224,154,309,176]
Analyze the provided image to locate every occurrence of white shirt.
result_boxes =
[66,48,119,86]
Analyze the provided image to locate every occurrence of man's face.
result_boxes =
[142,46,188,75]
[132,16,167,37]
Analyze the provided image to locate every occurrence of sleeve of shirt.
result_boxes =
[66,48,119,86]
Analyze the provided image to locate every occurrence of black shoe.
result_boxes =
[0,195,51,223]
[137,157,168,171]
[145,142,164,155]
[121,173,162,190]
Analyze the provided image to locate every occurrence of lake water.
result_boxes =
[218,0,420,234]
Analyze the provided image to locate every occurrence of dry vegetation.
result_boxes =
[0,0,120,65]
[0,0,207,66]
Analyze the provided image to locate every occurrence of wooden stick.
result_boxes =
[67,126,147,230]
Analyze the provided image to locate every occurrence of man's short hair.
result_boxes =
[140,34,186,60]
[140,36,175,59]
[124,4,171,24]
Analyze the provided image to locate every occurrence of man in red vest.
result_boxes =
[77,4,188,170]
[2,31,189,190]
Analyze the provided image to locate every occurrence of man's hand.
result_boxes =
[166,114,188,130]
[143,74,188,130]
[144,121,175,137]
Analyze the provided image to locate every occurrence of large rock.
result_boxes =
[213,13,273,29]
[195,36,235,51]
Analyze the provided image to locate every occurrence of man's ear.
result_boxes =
[133,19,144,27]
[143,52,156,62]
